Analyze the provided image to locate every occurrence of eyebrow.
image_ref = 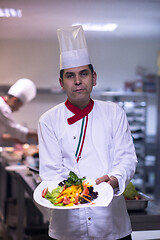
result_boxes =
[64,71,74,75]
[65,69,90,75]
[80,69,90,73]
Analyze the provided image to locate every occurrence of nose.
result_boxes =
[74,74,82,85]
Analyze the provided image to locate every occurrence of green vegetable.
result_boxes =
[123,182,138,199]
[45,186,63,204]
[45,172,86,206]
[65,171,86,188]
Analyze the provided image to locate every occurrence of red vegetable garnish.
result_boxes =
[41,187,48,198]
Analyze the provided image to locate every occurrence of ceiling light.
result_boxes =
[72,23,118,32]
[0,8,22,18]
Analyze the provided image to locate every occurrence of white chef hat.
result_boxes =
[8,78,37,104]
[57,25,91,70]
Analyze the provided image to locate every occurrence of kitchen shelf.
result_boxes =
[93,91,156,194]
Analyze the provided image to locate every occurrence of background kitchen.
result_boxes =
[0,0,160,239]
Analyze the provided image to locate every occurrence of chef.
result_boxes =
[38,25,137,240]
[0,78,37,145]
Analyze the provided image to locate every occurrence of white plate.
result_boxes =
[33,179,113,209]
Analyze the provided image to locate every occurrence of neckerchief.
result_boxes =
[65,98,94,125]
[65,98,94,162]
[1,96,6,102]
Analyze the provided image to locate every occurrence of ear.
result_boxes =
[92,71,97,86]
[59,78,64,88]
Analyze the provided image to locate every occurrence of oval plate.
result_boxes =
[33,179,113,209]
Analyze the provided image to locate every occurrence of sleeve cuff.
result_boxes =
[108,173,126,196]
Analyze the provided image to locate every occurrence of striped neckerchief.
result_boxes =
[65,98,94,162]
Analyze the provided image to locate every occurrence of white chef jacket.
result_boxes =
[38,100,138,240]
[0,97,28,145]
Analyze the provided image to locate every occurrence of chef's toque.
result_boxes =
[57,25,91,70]
[8,78,37,104]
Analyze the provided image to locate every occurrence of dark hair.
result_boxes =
[7,94,14,99]
[7,94,22,103]
[60,64,94,80]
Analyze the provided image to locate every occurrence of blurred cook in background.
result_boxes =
[0,78,38,146]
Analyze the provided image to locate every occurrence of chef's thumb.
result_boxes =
[95,175,110,185]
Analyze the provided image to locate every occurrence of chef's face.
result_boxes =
[10,97,23,112]
[59,65,97,109]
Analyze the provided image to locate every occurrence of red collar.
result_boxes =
[1,96,6,102]
[65,98,94,125]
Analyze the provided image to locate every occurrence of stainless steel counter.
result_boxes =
[129,201,160,231]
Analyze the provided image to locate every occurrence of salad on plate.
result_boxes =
[41,171,98,207]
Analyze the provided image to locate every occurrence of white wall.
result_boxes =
[88,38,160,90]
[1,38,160,89]
[0,37,159,134]
[0,40,60,88]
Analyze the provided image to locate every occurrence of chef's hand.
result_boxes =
[96,175,119,189]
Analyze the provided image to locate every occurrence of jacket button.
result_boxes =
[88,217,91,220]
